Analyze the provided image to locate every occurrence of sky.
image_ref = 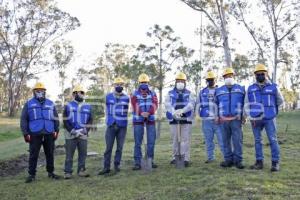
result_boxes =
[33,0,285,100]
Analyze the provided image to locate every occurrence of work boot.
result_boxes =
[48,173,60,180]
[114,166,121,173]
[220,160,233,168]
[235,162,245,169]
[170,160,176,165]
[184,161,190,167]
[132,164,141,171]
[271,161,280,172]
[64,173,72,179]
[205,159,215,164]
[250,160,263,170]
[25,175,35,183]
[78,169,90,177]
[98,168,110,175]
[152,163,158,168]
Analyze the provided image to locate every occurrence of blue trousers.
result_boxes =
[220,120,243,163]
[251,119,280,162]
[103,125,127,169]
[202,119,224,160]
[133,124,156,165]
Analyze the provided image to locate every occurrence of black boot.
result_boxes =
[114,166,121,173]
[25,175,35,183]
[220,160,233,168]
[271,161,280,172]
[250,160,263,170]
[48,173,60,180]
[235,162,245,169]
[152,163,158,168]
[98,168,110,175]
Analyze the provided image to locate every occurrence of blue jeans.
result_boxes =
[202,119,224,160]
[64,138,87,174]
[103,125,127,169]
[220,120,243,163]
[251,119,280,162]
[133,124,156,165]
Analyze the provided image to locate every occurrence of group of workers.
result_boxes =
[20,63,283,183]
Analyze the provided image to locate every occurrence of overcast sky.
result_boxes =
[36,0,280,99]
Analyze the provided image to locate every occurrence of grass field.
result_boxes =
[0,112,300,200]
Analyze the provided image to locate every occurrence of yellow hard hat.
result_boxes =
[222,67,235,77]
[206,71,216,79]
[114,77,125,84]
[33,82,46,90]
[254,63,267,73]
[138,73,150,83]
[73,85,86,93]
[175,72,187,81]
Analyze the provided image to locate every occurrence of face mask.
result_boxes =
[139,83,149,90]
[256,74,266,83]
[75,93,84,102]
[34,91,46,102]
[115,86,123,93]
[224,77,234,86]
[207,80,215,87]
[176,82,185,90]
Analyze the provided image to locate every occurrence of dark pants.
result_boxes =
[64,138,87,174]
[28,134,55,176]
[103,125,127,169]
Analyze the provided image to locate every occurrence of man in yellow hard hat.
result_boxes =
[98,77,130,175]
[20,82,60,183]
[131,73,158,170]
[198,71,224,163]
[215,67,246,169]
[165,72,196,167]
[63,85,93,179]
[246,64,284,172]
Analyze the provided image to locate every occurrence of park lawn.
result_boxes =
[0,117,21,142]
[0,111,300,200]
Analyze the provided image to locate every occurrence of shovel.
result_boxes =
[175,123,185,169]
[141,122,152,172]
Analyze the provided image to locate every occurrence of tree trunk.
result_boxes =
[8,71,16,117]
[273,42,278,83]
[156,39,163,139]
[219,2,232,67]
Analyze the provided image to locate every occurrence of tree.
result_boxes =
[181,0,233,67]
[50,40,74,108]
[91,43,134,94]
[230,0,300,82]
[0,0,80,116]
[135,24,184,136]
[181,60,202,96]
[231,54,252,83]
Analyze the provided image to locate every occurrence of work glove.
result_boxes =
[173,109,184,119]
[24,134,31,143]
[53,132,59,140]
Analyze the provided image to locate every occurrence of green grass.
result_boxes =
[0,117,22,142]
[0,112,300,199]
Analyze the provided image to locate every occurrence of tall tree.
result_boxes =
[181,0,233,67]
[0,0,80,116]
[136,24,183,136]
[50,40,74,108]
[230,0,300,82]
[91,43,134,94]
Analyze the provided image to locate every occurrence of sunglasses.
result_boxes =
[256,73,265,76]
